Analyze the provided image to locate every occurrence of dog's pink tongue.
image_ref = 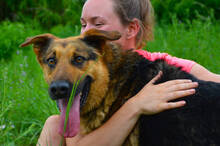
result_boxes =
[59,94,80,138]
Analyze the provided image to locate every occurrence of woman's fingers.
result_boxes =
[166,89,196,101]
[161,100,186,110]
[148,71,163,84]
[160,79,193,87]
[135,72,199,115]
[168,82,198,92]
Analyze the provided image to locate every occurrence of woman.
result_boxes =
[37,0,220,145]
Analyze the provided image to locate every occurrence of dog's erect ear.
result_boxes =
[81,29,121,49]
[20,33,57,56]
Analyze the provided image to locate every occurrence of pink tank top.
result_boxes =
[135,50,196,73]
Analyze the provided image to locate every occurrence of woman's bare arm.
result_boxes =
[190,64,220,82]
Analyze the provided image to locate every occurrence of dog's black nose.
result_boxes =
[49,81,71,100]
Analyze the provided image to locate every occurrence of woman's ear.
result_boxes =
[125,18,140,39]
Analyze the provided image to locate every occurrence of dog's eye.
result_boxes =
[47,58,56,67]
[72,56,86,66]
[75,56,85,64]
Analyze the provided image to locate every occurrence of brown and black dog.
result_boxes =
[21,29,220,146]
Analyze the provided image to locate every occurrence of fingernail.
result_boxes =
[181,101,186,105]
[193,82,199,86]
[190,89,196,93]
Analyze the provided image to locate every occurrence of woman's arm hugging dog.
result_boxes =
[21,29,220,146]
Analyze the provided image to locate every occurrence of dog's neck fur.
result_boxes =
[80,43,155,134]
[79,42,194,135]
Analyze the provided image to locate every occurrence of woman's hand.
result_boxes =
[129,71,199,115]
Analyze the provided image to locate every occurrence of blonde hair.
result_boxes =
[112,0,154,49]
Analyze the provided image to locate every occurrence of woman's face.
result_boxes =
[80,0,129,49]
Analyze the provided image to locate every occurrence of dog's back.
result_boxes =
[96,46,220,145]
[124,53,220,146]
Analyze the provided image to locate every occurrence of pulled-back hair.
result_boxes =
[112,0,154,49]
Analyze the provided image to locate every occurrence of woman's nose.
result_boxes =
[81,24,94,34]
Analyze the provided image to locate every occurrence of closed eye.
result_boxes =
[81,24,86,28]
[95,23,103,27]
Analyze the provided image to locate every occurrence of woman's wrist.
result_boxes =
[125,97,142,119]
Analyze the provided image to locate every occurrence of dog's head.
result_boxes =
[20,29,121,137]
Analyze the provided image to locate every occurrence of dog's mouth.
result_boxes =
[49,76,92,138]
[79,77,91,108]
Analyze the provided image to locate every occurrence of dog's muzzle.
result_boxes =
[49,76,92,108]
[49,80,72,100]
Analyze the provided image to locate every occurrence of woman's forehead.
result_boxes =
[81,16,106,23]
[82,0,116,19]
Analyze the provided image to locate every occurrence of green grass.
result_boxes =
[0,19,219,145]
[147,19,220,73]
[0,50,59,145]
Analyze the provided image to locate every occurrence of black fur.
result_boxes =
[107,49,220,146]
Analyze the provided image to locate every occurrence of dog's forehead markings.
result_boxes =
[52,39,86,49]
[51,41,76,51]
[46,39,92,59]
[66,40,93,53]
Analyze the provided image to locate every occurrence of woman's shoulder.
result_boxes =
[135,49,196,73]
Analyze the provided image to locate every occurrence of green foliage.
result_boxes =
[147,18,220,73]
[1,0,220,26]
[0,0,84,28]
[151,0,220,22]
[0,50,59,145]
[0,22,81,60]
[49,24,81,38]
[0,21,41,60]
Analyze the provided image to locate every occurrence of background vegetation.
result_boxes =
[0,0,219,145]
